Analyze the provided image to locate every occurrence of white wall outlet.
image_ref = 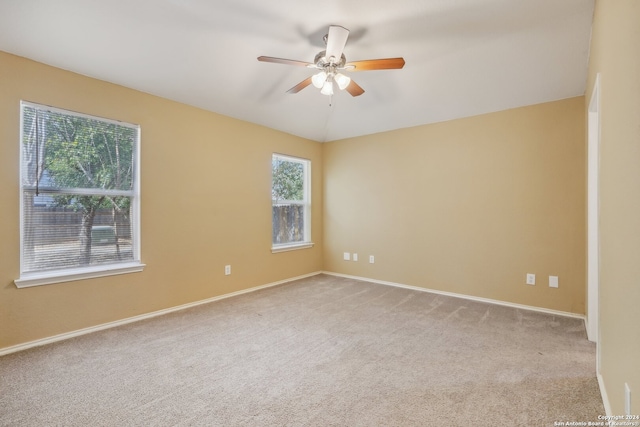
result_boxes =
[343,252,351,261]
[526,273,536,285]
[224,265,231,275]
[625,383,631,415]
[369,255,375,264]
[352,253,358,261]
[549,276,559,288]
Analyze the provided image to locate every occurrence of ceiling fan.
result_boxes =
[258,25,405,97]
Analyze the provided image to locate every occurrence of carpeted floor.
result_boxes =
[0,274,604,426]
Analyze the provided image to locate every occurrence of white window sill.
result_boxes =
[271,242,314,253]
[14,262,146,288]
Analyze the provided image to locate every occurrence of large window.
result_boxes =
[271,154,312,252]
[16,101,143,288]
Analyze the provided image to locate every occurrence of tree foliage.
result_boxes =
[272,157,304,202]
[22,106,136,266]
[43,112,134,220]
[43,112,135,194]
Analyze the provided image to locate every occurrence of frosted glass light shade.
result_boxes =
[320,81,334,96]
[334,73,351,90]
[311,71,327,89]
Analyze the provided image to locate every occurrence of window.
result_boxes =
[16,101,143,288]
[271,154,312,252]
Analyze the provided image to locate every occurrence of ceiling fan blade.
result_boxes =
[345,80,365,97]
[325,25,349,63]
[345,57,406,71]
[286,77,313,94]
[258,56,312,67]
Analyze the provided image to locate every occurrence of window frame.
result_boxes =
[271,153,313,253]
[15,101,144,288]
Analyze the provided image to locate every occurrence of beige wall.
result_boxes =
[323,97,586,314]
[0,51,323,349]
[587,0,640,415]
[0,47,594,364]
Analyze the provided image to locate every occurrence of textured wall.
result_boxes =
[323,97,586,314]
[0,51,323,349]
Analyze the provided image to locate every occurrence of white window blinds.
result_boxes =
[19,101,141,279]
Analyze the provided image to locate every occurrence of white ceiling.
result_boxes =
[0,0,594,142]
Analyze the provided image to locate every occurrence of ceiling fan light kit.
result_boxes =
[258,25,405,99]
[312,71,350,93]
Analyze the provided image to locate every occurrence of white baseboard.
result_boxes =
[0,271,322,357]
[3,269,606,412]
[597,373,612,416]
[0,270,587,356]
[322,271,586,320]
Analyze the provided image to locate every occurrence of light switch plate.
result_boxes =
[549,276,559,288]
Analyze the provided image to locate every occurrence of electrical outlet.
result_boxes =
[549,276,559,288]
[224,265,231,275]
[343,252,350,261]
[369,255,375,264]
[526,274,536,285]
[352,253,358,261]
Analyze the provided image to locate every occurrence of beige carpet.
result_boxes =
[0,274,604,426]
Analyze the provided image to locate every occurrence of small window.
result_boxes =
[271,154,312,252]
[16,101,143,287]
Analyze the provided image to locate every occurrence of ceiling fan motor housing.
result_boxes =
[314,51,347,71]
